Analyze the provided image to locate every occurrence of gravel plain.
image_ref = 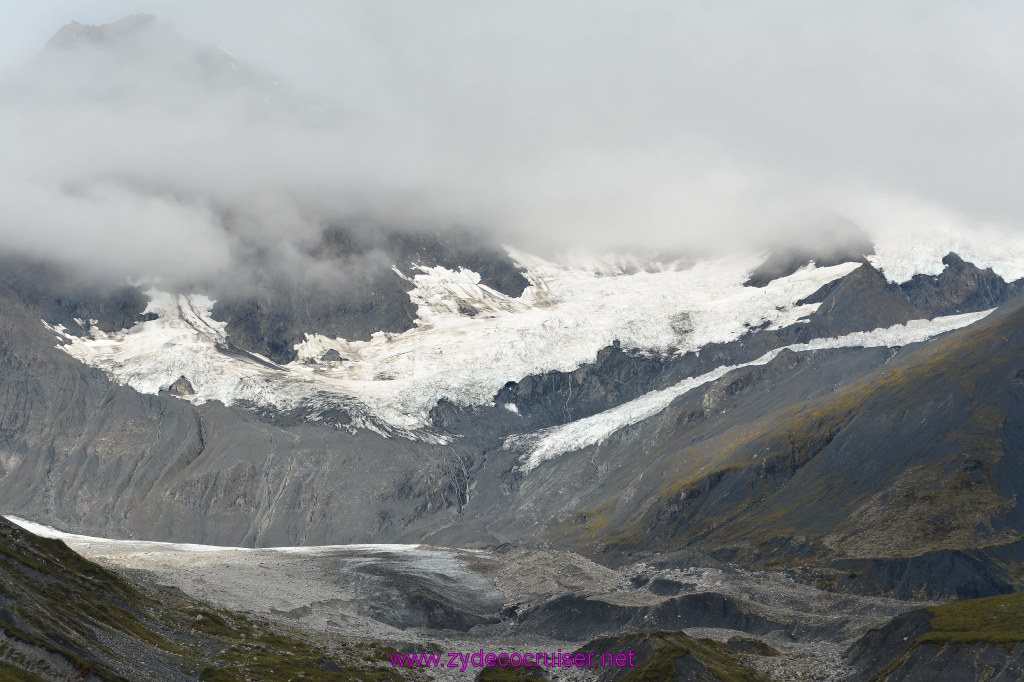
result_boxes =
[16,519,929,680]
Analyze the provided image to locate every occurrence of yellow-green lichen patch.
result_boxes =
[919,591,1024,647]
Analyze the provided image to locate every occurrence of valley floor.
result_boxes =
[12,517,931,681]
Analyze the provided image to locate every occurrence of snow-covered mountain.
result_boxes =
[30,13,338,123]
[4,15,1024,681]
[3,9,1023,581]
[7,221,1022,561]
[42,243,1016,444]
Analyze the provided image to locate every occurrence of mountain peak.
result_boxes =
[30,13,344,123]
[44,14,174,52]
[30,14,316,118]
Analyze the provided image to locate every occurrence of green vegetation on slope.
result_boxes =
[0,516,410,681]
[0,659,47,682]
[920,590,1024,646]
[577,630,769,682]
[557,299,1024,585]
[618,634,767,682]
[853,591,1024,681]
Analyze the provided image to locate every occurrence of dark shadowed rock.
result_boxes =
[900,252,1024,317]
[0,257,155,335]
[518,592,796,641]
[802,262,918,335]
[211,225,529,363]
[167,376,195,396]
[829,552,1015,600]
[320,349,343,363]
[844,608,935,679]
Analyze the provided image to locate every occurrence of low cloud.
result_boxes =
[1,2,1022,286]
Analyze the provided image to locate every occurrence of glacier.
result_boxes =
[508,309,994,472]
[46,252,860,434]
[43,243,1013,440]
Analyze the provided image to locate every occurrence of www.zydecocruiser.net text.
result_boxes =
[389,649,637,672]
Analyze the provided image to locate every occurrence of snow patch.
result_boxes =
[869,225,1024,284]
[6,516,424,554]
[288,254,860,428]
[48,254,861,435]
[509,309,993,472]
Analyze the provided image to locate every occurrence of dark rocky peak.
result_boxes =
[794,250,1024,327]
[166,376,195,396]
[899,251,1024,318]
[745,218,875,287]
[45,14,172,52]
[320,349,344,363]
[800,261,918,336]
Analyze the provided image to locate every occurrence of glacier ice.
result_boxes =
[508,309,993,472]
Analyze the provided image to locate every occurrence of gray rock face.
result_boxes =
[845,603,1024,681]
[803,261,919,335]
[209,226,529,363]
[319,349,343,363]
[900,252,1024,317]
[0,257,155,334]
[210,265,420,364]
[166,376,195,396]
[431,294,1024,598]
[0,283,473,546]
[1,247,1024,606]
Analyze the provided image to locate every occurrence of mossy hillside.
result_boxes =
[855,591,1024,680]
[703,311,1024,561]
[574,630,769,682]
[555,301,1024,572]
[616,632,768,682]
[0,516,413,681]
[919,590,1024,646]
[694,324,1009,548]
[196,620,405,682]
[0,659,48,682]
[0,519,164,679]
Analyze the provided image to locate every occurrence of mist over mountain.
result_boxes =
[4,4,1024,289]
[3,8,1024,681]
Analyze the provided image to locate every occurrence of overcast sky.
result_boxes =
[1,1,1022,280]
